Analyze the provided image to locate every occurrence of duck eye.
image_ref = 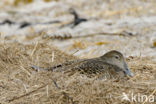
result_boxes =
[114,55,120,59]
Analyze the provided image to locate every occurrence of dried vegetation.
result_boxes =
[0,38,155,104]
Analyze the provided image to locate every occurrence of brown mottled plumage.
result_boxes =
[32,50,134,78]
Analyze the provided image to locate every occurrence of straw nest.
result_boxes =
[0,41,155,104]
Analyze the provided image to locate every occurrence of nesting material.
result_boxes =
[0,41,155,104]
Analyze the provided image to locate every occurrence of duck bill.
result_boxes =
[125,68,134,77]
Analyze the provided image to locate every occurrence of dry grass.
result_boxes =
[0,40,155,104]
